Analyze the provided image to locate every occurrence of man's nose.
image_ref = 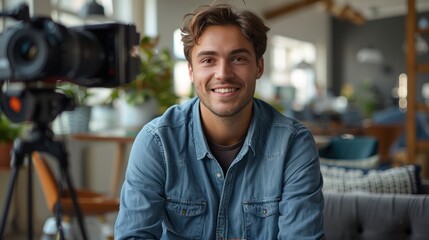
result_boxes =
[214,60,234,80]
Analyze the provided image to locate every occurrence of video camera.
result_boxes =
[0,3,140,124]
[0,3,140,87]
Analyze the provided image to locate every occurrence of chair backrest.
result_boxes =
[362,123,404,163]
[32,152,59,213]
[318,135,379,160]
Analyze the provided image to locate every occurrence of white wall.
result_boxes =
[113,0,145,35]
[266,5,332,91]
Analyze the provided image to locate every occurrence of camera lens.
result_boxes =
[63,30,104,80]
[0,18,140,86]
[15,37,39,63]
[6,28,50,80]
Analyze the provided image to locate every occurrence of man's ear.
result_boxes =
[188,62,194,82]
[256,58,264,79]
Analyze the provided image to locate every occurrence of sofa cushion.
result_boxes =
[324,192,429,240]
[321,164,421,194]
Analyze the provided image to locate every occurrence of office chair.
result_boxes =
[32,151,119,238]
[362,123,404,164]
[318,135,380,169]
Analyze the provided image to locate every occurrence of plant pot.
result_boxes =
[53,106,93,134]
[67,106,92,133]
[0,141,13,169]
[118,97,158,131]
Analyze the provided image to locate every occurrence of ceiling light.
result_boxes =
[80,0,105,18]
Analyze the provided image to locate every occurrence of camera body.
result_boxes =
[0,17,140,87]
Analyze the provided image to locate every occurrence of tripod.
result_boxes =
[0,88,88,240]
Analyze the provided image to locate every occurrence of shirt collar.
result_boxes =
[192,98,259,160]
[192,98,210,160]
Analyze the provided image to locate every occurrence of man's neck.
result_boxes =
[200,104,252,146]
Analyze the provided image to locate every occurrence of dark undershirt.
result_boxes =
[208,138,245,174]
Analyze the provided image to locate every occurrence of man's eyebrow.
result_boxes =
[196,50,217,58]
[196,48,252,58]
[231,48,252,55]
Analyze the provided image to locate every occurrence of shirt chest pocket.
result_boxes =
[165,197,207,239]
[243,198,280,239]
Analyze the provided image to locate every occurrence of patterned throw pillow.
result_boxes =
[321,164,421,194]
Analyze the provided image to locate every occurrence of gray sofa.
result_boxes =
[323,192,429,240]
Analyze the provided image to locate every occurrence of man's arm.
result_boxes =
[278,126,325,240]
[114,127,166,239]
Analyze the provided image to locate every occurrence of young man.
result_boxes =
[115,2,324,239]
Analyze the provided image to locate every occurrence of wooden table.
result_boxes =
[71,129,136,198]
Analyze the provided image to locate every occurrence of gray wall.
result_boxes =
[332,12,429,107]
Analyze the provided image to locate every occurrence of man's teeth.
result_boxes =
[214,88,236,93]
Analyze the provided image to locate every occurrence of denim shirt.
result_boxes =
[115,97,324,240]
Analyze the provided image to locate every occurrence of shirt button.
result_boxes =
[216,172,222,178]
[262,209,268,215]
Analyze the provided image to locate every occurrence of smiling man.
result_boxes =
[115,2,324,239]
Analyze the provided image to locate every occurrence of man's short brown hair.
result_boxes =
[181,1,270,63]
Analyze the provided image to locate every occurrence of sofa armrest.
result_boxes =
[324,192,429,240]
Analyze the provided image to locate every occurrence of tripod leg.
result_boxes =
[32,152,87,240]
[61,167,88,240]
[27,158,33,240]
[53,202,66,240]
[1,140,35,239]
[0,165,20,238]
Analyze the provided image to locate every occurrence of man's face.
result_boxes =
[188,24,264,118]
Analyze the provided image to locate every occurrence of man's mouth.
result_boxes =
[212,88,238,94]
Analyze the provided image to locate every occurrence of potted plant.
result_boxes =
[112,35,178,129]
[56,83,93,133]
[0,113,23,169]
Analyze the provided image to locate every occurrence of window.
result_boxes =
[173,28,192,101]
[271,35,317,111]
[50,0,113,26]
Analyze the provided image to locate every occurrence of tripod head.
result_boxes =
[0,81,77,169]
[0,82,75,125]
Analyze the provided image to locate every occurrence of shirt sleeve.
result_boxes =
[114,126,166,239]
[278,124,325,240]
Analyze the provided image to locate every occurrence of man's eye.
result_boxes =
[232,57,246,62]
[201,58,213,64]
